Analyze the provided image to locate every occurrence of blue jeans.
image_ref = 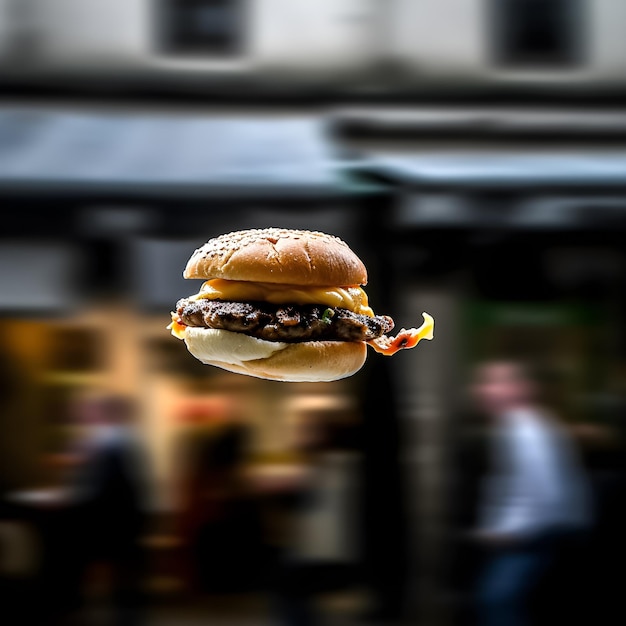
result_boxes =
[476,536,555,626]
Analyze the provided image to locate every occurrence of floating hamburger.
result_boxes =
[169,228,434,382]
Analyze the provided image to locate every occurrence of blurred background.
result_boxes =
[1,1,626,625]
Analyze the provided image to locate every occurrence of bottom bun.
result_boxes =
[184,327,367,382]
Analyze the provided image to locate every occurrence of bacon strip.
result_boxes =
[367,312,434,356]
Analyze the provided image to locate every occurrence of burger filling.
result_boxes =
[169,279,434,355]
[174,298,394,343]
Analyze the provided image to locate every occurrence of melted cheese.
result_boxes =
[168,314,187,339]
[192,279,374,317]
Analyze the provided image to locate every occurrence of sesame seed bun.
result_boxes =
[184,228,368,286]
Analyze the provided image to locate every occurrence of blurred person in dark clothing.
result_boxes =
[179,422,261,594]
[67,395,148,625]
[471,361,590,626]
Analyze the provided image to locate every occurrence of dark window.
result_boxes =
[491,0,584,68]
[161,0,243,56]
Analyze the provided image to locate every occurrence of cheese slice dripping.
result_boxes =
[367,312,434,355]
[168,313,187,339]
[192,279,374,317]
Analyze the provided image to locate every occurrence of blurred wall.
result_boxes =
[591,0,626,74]
[0,0,11,57]
[2,0,378,73]
[391,0,486,74]
[6,0,626,84]
[252,0,378,72]
[35,0,151,63]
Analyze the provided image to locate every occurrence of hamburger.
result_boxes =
[169,228,434,382]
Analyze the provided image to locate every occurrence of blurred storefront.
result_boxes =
[3,103,626,622]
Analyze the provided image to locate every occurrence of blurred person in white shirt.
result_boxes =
[471,361,591,626]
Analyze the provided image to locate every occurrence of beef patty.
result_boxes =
[176,298,394,343]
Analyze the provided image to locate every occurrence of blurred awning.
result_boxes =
[366,151,626,230]
[393,192,626,230]
[0,106,347,198]
[371,151,626,190]
[333,106,626,139]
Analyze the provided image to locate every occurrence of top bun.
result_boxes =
[184,228,368,286]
